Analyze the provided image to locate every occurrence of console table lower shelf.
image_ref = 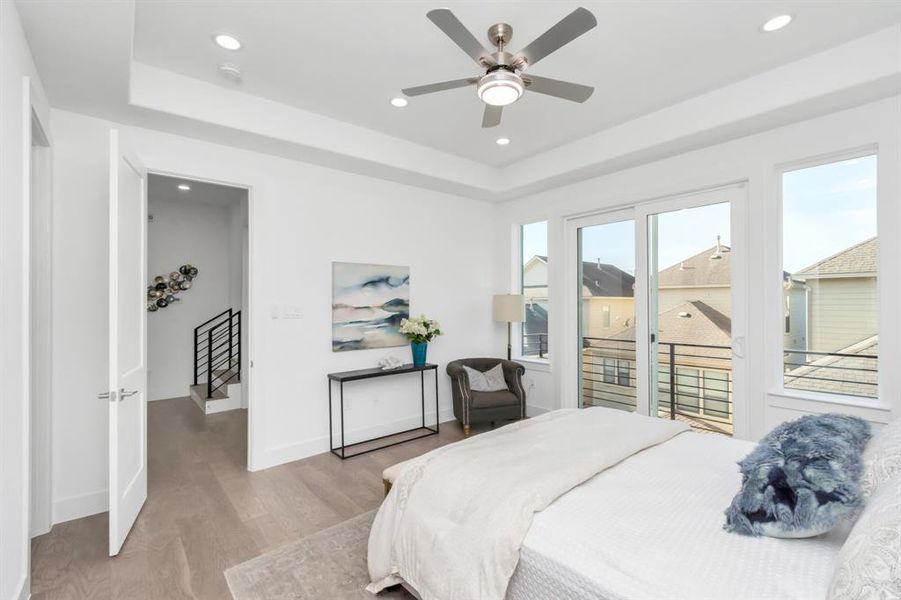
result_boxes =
[327,363,439,459]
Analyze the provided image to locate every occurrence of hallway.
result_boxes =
[31,398,463,599]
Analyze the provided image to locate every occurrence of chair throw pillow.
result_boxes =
[724,413,871,538]
[860,418,901,498]
[463,364,508,392]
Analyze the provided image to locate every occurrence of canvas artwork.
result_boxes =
[332,262,410,351]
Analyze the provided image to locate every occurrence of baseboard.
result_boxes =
[252,408,456,471]
[526,404,551,417]
[52,488,107,525]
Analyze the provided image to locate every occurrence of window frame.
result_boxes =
[773,146,884,408]
[516,220,550,365]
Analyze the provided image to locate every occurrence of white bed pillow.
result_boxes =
[463,364,508,392]
[860,418,901,498]
[827,474,901,600]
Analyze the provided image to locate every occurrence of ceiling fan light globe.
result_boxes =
[477,71,524,107]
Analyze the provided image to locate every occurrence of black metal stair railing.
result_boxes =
[193,308,242,399]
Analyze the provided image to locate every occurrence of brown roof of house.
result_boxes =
[794,237,877,278]
[658,245,731,287]
[533,256,635,297]
[784,336,878,399]
[609,300,732,348]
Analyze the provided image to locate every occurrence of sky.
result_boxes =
[522,154,877,277]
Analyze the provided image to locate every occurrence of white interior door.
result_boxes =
[105,129,148,556]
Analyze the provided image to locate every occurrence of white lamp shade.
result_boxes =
[493,294,525,323]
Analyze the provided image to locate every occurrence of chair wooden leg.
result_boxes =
[463,424,471,437]
[383,479,392,496]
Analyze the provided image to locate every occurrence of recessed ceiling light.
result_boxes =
[390,97,408,108]
[177,183,191,191]
[761,14,793,32]
[495,137,511,146]
[214,33,242,50]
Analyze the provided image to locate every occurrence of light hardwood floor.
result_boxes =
[31,397,465,599]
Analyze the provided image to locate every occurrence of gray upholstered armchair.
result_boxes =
[446,358,526,437]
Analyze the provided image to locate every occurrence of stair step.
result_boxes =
[190,384,228,401]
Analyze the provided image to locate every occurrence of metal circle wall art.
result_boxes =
[147,264,198,312]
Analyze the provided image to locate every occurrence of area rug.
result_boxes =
[225,510,412,599]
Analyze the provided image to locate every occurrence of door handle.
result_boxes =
[119,388,139,400]
[732,336,746,359]
[98,390,117,402]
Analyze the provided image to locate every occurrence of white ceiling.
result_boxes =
[148,174,246,208]
[133,0,901,166]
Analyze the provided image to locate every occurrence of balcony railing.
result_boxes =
[783,347,878,399]
[522,333,548,359]
[581,337,733,436]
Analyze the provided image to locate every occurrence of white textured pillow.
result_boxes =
[828,474,901,600]
[861,418,901,498]
[463,364,508,392]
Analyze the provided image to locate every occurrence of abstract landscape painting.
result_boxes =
[332,262,410,351]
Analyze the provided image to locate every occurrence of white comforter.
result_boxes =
[367,407,689,600]
[507,432,850,600]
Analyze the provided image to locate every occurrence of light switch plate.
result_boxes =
[282,305,303,319]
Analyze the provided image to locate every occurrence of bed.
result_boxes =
[507,431,849,600]
[368,407,850,600]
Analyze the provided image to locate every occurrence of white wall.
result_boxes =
[0,2,51,598]
[147,196,241,401]
[50,108,500,522]
[497,97,901,441]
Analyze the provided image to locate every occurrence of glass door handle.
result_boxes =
[732,336,746,359]
[119,388,138,400]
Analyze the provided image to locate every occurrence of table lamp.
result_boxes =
[493,294,525,360]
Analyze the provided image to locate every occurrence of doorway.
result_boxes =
[568,185,747,436]
[145,172,250,456]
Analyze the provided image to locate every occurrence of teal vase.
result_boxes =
[411,342,428,366]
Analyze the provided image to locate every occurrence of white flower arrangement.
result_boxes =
[399,314,443,344]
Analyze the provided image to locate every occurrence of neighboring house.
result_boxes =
[790,237,877,355]
[583,300,734,434]
[522,255,635,356]
[656,240,807,354]
[784,237,878,398]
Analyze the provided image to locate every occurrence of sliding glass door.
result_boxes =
[577,213,637,412]
[644,199,736,435]
[568,186,746,436]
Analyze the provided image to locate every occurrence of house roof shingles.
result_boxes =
[657,245,731,287]
[794,237,877,278]
[531,256,634,298]
[784,336,878,398]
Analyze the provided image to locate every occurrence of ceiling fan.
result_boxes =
[402,7,597,128]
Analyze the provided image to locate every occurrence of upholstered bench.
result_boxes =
[382,458,415,495]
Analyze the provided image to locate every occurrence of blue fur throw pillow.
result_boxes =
[724,414,871,538]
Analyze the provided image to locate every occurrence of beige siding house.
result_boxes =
[785,237,878,398]
[792,238,877,355]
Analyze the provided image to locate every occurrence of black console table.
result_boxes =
[327,363,439,459]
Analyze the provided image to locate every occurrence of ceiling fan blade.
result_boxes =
[427,9,495,66]
[516,7,597,67]
[402,78,478,97]
[524,75,594,103]
[482,105,502,128]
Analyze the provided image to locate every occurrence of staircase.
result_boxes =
[191,308,242,414]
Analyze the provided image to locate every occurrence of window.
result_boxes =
[675,367,701,412]
[602,305,611,328]
[521,221,549,359]
[617,361,631,387]
[781,154,878,399]
[702,371,730,419]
